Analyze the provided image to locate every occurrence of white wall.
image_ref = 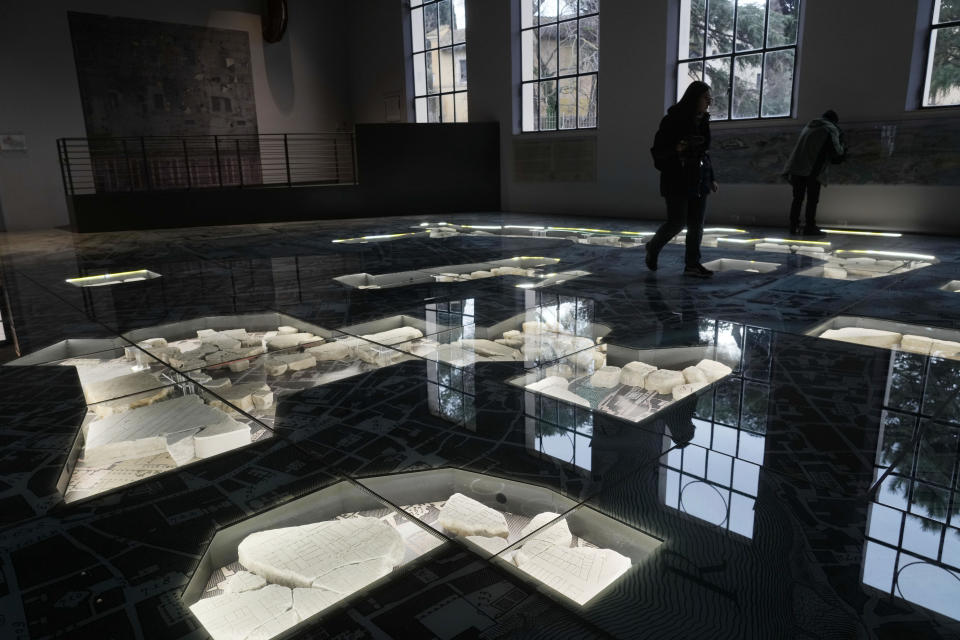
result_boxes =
[0,0,350,230]
[351,0,960,234]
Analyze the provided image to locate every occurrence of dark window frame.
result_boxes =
[520,2,600,132]
[677,0,801,121]
[409,0,469,123]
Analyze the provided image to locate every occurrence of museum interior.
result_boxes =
[2,1,960,639]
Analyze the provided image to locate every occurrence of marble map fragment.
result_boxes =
[643,369,685,395]
[84,395,239,465]
[619,361,657,387]
[819,327,902,348]
[519,513,573,547]
[694,359,733,382]
[438,493,509,538]
[514,539,632,605]
[465,535,510,555]
[237,517,404,590]
[590,366,621,388]
[220,570,267,594]
[292,587,344,622]
[194,418,251,459]
[189,584,293,640]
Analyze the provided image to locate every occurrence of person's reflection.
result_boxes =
[642,281,703,448]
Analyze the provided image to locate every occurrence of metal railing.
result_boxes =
[57,132,357,195]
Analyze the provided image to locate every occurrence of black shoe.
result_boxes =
[645,246,657,271]
[802,225,826,237]
[683,264,713,278]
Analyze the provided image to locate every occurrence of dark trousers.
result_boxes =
[789,174,822,229]
[647,195,708,267]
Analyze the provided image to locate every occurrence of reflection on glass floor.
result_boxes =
[864,344,960,621]
[659,327,771,539]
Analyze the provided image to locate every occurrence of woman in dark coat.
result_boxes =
[646,81,719,278]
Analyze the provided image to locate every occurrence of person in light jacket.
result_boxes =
[783,110,846,236]
[646,81,719,278]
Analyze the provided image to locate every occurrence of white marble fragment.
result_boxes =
[519,513,573,547]
[265,353,317,376]
[361,326,423,345]
[237,517,404,589]
[458,339,522,360]
[470,270,494,279]
[228,360,250,373]
[266,333,319,350]
[465,535,510,555]
[201,334,242,351]
[292,587,343,622]
[496,337,525,350]
[590,366,621,388]
[189,584,292,640]
[620,361,657,387]
[252,389,274,410]
[526,376,569,393]
[644,369,685,395]
[356,343,407,366]
[514,540,632,605]
[900,334,933,355]
[212,383,269,413]
[682,366,708,385]
[194,419,251,458]
[83,371,166,405]
[931,338,960,357]
[221,570,267,595]
[672,381,707,400]
[503,330,522,339]
[822,267,848,279]
[306,341,350,361]
[541,386,592,408]
[438,493,509,538]
[205,377,232,390]
[695,359,733,383]
[819,327,902,349]
[277,326,298,335]
[221,329,248,340]
[196,329,218,339]
[245,609,301,640]
[84,395,239,465]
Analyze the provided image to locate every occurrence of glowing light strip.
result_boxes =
[717,237,761,244]
[516,283,536,288]
[505,225,546,230]
[822,229,902,237]
[66,269,152,284]
[835,249,936,260]
[703,227,747,233]
[462,225,503,230]
[332,232,418,243]
[763,237,832,246]
[548,226,612,233]
[620,231,656,236]
[511,256,559,261]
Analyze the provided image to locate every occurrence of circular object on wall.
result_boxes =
[262,0,288,43]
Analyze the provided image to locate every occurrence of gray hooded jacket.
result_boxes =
[783,118,844,184]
